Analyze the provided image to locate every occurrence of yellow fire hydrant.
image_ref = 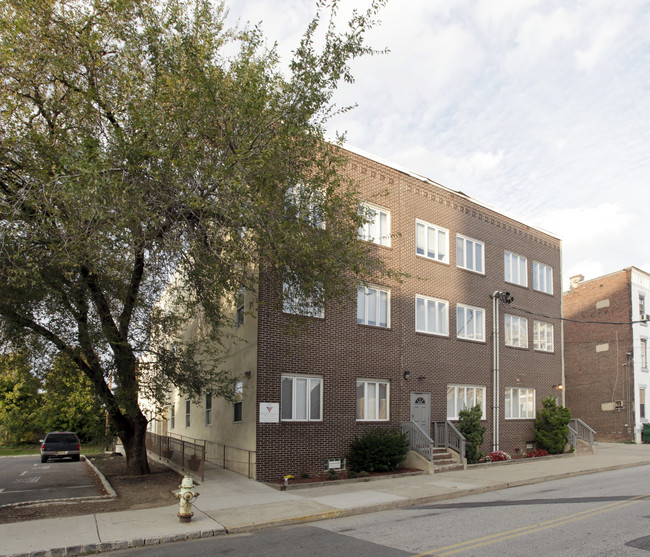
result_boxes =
[175,475,199,523]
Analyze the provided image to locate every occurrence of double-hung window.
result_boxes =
[533,321,554,352]
[504,251,527,287]
[357,285,390,328]
[415,295,448,336]
[356,380,389,421]
[447,385,486,420]
[358,203,390,247]
[283,281,324,318]
[533,262,553,294]
[504,314,528,348]
[286,184,325,228]
[170,405,175,429]
[185,399,191,428]
[235,288,245,328]
[505,387,535,419]
[641,338,648,370]
[281,375,322,421]
[456,235,484,274]
[233,381,243,423]
[457,304,485,342]
[640,295,647,323]
[416,219,449,263]
[205,393,213,426]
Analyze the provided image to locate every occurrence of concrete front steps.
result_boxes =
[432,447,464,473]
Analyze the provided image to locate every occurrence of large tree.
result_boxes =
[0,0,388,473]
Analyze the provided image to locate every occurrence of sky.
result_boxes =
[225,0,650,289]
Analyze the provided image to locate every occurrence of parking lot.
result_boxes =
[0,456,102,506]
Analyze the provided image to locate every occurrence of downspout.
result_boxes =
[492,291,500,452]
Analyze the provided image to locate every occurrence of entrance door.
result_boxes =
[410,392,431,436]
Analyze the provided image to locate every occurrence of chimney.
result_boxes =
[569,274,584,290]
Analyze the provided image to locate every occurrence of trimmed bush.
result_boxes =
[457,404,486,464]
[533,396,571,454]
[348,428,409,473]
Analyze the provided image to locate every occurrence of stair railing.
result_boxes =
[433,421,466,462]
[401,421,434,461]
[568,418,596,450]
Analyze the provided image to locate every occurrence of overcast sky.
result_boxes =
[226,0,650,289]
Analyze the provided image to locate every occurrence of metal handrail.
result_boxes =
[146,431,206,481]
[433,421,466,462]
[401,421,434,461]
[569,418,596,450]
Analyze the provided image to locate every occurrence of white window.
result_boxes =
[357,285,390,328]
[359,203,390,247]
[504,314,528,348]
[640,295,647,323]
[416,219,449,263]
[281,375,322,421]
[640,388,646,419]
[233,381,243,423]
[641,339,648,370]
[533,262,553,294]
[504,251,528,287]
[283,281,324,318]
[185,399,191,428]
[415,295,449,336]
[447,385,486,420]
[456,235,484,274]
[170,405,175,429]
[356,380,389,421]
[533,321,554,352]
[457,304,485,342]
[286,184,324,228]
[205,392,212,426]
[235,288,245,328]
[505,387,535,419]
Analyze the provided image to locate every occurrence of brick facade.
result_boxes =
[564,269,640,441]
[255,147,563,482]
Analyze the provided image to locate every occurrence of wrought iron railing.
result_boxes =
[568,418,596,450]
[433,421,466,462]
[401,421,434,461]
[146,431,205,481]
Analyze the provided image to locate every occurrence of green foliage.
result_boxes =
[0,352,43,444]
[348,428,409,473]
[327,469,339,480]
[457,405,486,464]
[39,354,106,444]
[533,396,571,454]
[0,0,388,472]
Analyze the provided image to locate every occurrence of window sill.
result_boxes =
[505,344,529,351]
[457,266,485,276]
[416,254,450,265]
[457,336,486,344]
[357,323,392,330]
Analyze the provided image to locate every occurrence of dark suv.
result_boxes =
[40,432,81,463]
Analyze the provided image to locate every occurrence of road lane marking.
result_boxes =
[411,493,650,556]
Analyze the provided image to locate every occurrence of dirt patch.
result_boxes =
[277,467,421,486]
[0,454,183,524]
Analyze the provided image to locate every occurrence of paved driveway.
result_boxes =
[0,456,101,506]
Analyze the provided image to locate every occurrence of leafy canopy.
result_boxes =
[0,0,389,470]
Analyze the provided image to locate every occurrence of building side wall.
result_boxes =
[256,149,563,482]
[563,270,634,441]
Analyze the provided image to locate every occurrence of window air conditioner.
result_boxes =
[615,400,624,408]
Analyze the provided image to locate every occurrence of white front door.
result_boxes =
[410,392,431,435]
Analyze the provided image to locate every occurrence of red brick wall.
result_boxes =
[255,148,563,482]
[563,270,634,441]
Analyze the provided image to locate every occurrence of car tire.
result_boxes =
[41,456,47,463]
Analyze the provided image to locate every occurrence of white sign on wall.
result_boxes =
[259,402,279,423]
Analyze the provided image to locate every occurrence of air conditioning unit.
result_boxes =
[641,314,650,321]
[615,400,624,408]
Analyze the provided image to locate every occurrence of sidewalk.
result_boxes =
[3,443,650,557]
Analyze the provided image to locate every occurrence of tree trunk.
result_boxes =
[117,411,151,475]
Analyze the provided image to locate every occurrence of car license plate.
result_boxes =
[57,451,68,455]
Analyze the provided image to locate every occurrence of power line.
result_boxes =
[508,304,648,326]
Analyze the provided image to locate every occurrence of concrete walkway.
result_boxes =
[2,442,650,557]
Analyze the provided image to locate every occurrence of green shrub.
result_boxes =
[347,470,357,479]
[457,404,486,464]
[348,428,409,472]
[533,396,571,454]
[327,469,339,480]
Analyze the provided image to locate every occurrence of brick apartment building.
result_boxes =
[564,268,650,443]
[148,145,564,482]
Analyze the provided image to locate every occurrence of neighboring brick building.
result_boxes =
[564,268,650,443]
[149,145,564,482]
